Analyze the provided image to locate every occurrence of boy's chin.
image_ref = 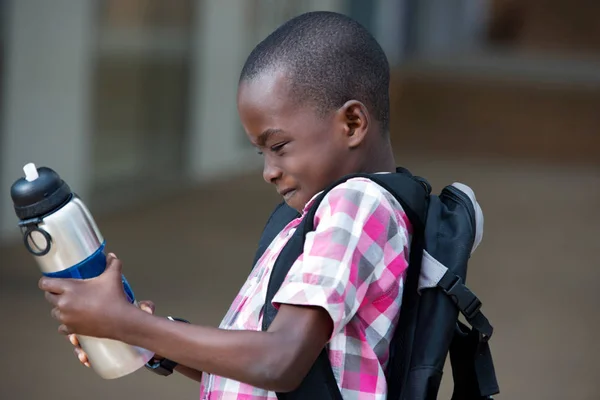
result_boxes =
[283,190,303,213]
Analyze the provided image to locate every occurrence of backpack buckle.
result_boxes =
[440,274,482,320]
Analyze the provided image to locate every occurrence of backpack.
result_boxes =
[252,167,500,400]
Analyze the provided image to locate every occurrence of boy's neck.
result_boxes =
[363,143,396,174]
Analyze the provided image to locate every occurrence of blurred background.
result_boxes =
[1,0,599,399]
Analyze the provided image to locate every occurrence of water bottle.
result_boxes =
[9,163,155,379]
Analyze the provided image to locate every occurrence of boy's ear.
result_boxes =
[337,100,370,148]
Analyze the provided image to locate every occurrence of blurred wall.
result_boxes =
[488,0,600,53]
[388,0,600,166]
[0,0,96,241]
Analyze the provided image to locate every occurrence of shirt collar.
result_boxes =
[300,171,392,215]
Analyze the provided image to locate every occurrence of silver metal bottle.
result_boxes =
[10,163,155,379]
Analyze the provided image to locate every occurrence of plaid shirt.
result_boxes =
[200,177,412,399]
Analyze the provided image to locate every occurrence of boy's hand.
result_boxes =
[67,300,156,368]
[39,253,137,339]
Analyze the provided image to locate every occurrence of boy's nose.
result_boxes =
[262,160,282,184]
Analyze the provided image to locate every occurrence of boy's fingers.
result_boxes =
[75,347,89,366]
[68,334,79,347]
[68,334,90,368]
[75,348,91,367]
[58,324,72,336]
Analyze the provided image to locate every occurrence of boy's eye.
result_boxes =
[270,142,287,152]
[256,142,288,156]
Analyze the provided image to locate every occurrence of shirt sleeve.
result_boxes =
[271,177,411,339]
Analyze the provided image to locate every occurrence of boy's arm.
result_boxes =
[116,302,332,392]
[41,259,331,391]
[174,364,204,383]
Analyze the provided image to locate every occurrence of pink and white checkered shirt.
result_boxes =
[200,177,412,400]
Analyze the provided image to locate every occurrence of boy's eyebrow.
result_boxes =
[256,128,285,147]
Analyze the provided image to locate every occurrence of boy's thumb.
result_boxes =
[105,253,123,276]
[139,300,155,314]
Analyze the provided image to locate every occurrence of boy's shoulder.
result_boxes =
[312,174,405,211]
[306,174,409,230]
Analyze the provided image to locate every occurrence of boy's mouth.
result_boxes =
[278,188,297,201]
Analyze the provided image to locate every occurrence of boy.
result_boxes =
[39,11,412,399]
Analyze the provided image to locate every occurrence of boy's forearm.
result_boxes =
[113,306,298,391]
[174,364,203,383]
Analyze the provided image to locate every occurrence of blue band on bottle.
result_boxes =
[43,242,136,303]
[43,242,107,279]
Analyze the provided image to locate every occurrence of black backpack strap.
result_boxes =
[261,191,343,400]
[436,273,498,399]
[252,201,301,270]
[437,273,493,340]
[261,169,430,400]
[449,322,499,399]
[437,274,499,398]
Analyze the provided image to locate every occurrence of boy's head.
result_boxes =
[237,11,394,211]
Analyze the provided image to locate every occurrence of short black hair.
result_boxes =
[240,11,390,132]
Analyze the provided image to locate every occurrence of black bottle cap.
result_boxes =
[10,164,72,221]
